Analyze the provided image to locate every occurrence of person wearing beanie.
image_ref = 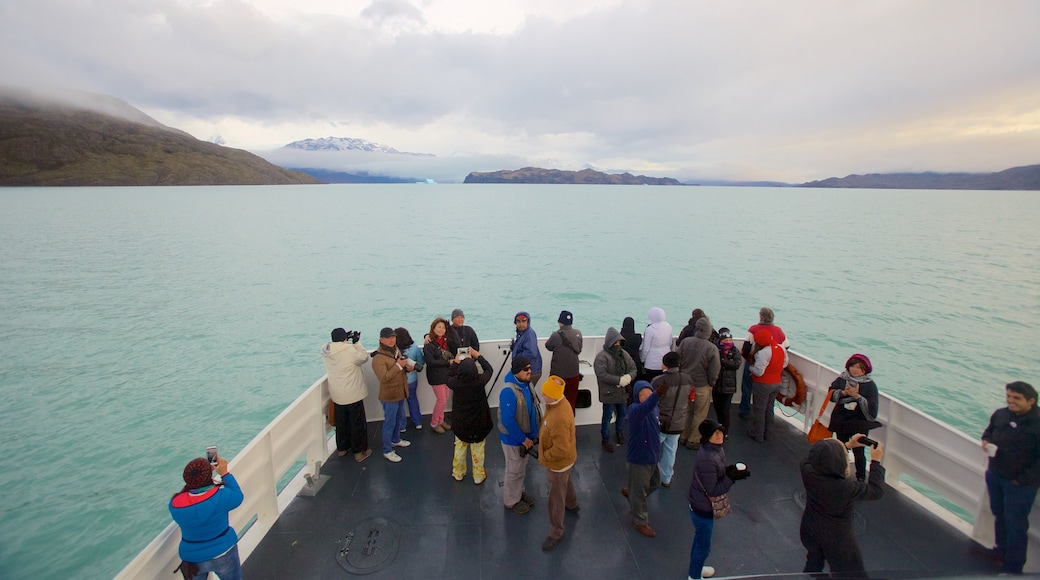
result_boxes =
[449,308,481,351]
[169,454,245,580]
[653,351,693,486]
[800,435,884,574]
[981,381,1040,574]
[422,317,457,433]
[538,375,579,552]
[594,327,638,452]
[371,326,413,463]
[713,328,742,434]
[447,349,494,484]
[640,307,673,382]
[739,307,790,420]
[322,326,373,462]
[622,380,668,537]
[512,311,543,388]
[688,419,750,579]
[676,317,722,450]
[395,327,426,431]
[499,355,543,515]
[746,329,788,442]
[826,354,882,481]
[545,310,583,415]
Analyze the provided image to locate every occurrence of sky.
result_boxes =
[2,0,1039,183]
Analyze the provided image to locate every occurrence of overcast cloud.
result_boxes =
[2,0,1038,182]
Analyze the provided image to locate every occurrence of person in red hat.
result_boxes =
[827,354,881,481]
[747,329,788,442]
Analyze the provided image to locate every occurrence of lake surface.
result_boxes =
[1,184,1037,578]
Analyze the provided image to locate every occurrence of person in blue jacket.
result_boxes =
[622,380,667,537]
[169,455,244,580]
[511,311,543,388]
[498,356,542,515]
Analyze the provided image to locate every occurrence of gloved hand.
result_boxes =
[725,464,751,481]
[655,383,669,398]
[619,373,632,387]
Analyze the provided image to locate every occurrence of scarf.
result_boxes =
[840,370,873,384]
[435,335,448,350]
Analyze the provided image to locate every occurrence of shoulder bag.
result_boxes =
[695,470,732,519]
[806,391,833,444]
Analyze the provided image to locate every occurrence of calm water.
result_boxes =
[1,184,1037,578]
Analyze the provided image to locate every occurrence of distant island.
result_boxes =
[464,167,683,185]
[800,164,1040,190]
[0,89,320,187]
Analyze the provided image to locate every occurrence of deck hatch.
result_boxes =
[336,516,401,574]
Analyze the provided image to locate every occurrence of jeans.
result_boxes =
[196,545,242,580]
[738,360,752,417]
[658,432,679,484]
[405,380,422,428]
[688,509,715,578]
[380,401,405,454]
[601,402,627,441]
[986,469,1039,574]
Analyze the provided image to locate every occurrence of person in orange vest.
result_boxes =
[746,329,787,442]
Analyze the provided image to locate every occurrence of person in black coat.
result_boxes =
[827,354,881,481]
[447,352,494,484]
[620,316,643,403]
[800,435,885,574]
[713,328,742,433]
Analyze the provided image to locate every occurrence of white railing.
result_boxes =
[118,337,1038,577]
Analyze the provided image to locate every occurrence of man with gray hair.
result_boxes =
[738,307,789,421]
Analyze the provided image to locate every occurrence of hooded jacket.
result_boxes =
[799,439,885,572]
[640,307,673,371]
[546,324,583,378]
[447,356,494,443]
[169,474,244,563]
[511,311,542,373]
[653,368,694,434]
[594,327,637,404]
[676,318,721,387]
[498,371,542,445]
[321,340,370,405]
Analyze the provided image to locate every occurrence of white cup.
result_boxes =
[735,462,747,471]
[986,444,998,458]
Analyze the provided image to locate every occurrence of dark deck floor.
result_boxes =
[243,408,999,579]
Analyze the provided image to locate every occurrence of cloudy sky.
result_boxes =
[2,0,1039,182]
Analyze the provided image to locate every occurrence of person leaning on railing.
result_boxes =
[169,455,244,580]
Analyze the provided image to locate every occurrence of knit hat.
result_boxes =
[754,329,774,346]
[451,309,464,321]
[183,457,213,490]
[331,327,348,342]
[379,327,395,339]
[558,310,573,325]
[718,327,733,340]
[845,353,872,374]
[543,375,566,400]
[698,418,726,442]
[662,351,680,369]
[511,356,531,374]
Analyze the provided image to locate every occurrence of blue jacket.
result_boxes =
[401,343,425,385]
[626,385,661,465]
[169,473,244,563]
[498,371,541,445]
[512,313,542,373]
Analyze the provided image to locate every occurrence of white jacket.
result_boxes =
[322,341,370,405]
[640,307,673,371]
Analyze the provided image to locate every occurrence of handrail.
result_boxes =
[117,337,1039,577]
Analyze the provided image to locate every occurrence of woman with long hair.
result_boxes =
[423,317,456,433]
[395,327,426,431]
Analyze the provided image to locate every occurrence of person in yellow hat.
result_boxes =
[538,375,579,552]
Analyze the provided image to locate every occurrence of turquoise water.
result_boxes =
[1,184,1037,578]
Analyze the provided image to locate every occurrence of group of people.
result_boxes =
[166,304,1038,578]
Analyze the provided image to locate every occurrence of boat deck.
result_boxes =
[243,408,998,579]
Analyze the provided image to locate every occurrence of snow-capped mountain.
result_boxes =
[282,136,432,156]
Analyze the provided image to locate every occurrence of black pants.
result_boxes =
[712,392,734,434]
[335,400,368,454]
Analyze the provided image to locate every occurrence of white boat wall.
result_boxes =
[116,336,1036,577]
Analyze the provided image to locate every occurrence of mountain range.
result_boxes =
[283,136,432,156]
[799,165,1040,190]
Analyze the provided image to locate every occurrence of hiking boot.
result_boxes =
[602,439,615,452]
[521,492,535,506]
[565,504,580,513]
[508,501,531,515]
[441,422,452,430]
[337,450,348,457]
[383,451,402,463]
[633,523,656,537]
[541,536,561,552]
[354,449,372,463]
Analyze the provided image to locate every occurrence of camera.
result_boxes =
[345,330,360,343]
[518,438,539,459]
[858,436,879,448]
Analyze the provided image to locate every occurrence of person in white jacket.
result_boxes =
[639,307,673,382]
[322,327,372,462]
